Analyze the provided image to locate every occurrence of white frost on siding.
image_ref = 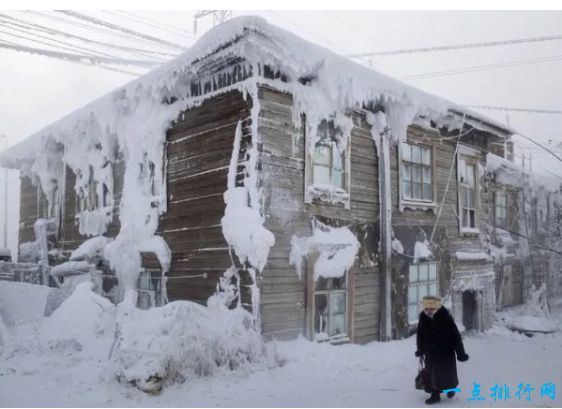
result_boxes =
[70,236,113,261]
[455,251,491,261]
[289,224,359,281]
[413,240,432,263]
[391,238,404,255]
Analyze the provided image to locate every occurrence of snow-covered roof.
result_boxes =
[0,16,512,168]
[0,16,517,296]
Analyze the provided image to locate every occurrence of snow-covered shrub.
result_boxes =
[112,290,267,393]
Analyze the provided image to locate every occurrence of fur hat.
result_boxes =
[421,296,442,309]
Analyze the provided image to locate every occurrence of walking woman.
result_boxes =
[415,296,469,404]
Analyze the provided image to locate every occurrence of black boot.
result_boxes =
[425,392,441,405]
[447,391,456,399]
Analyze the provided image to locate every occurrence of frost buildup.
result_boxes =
[290,222,359,281]
[217,100,275,323]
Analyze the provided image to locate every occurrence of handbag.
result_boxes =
[415,356,432,393]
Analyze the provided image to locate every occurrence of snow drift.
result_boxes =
[113,290,267,393]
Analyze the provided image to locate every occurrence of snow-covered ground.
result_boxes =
[1,282,561,407]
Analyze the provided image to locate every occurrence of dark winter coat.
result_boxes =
[416,306,467,392]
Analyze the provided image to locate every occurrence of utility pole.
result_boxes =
[1,134,7,249]
[193,10,232,35]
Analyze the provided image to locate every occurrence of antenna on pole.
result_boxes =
[193,10,232,35]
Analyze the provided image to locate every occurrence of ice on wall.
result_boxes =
[0,16,512,299]
[70,236,113,260]
[219,111,275,322]
[413,240,432,263]
[290,223,359,280]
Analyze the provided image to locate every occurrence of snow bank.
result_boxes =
[504,315,557,333]
[290,223,359,280]
[113,291,267,393]
[40,282,115,354]
[0,281,51,327]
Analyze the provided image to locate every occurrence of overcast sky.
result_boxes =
[1,9,561,256]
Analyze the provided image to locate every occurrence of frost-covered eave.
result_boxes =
[0,16,515,169]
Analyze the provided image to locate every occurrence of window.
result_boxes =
[305,119,351,208]
[314,275,347,341]
[495,191,508,228]
[408,262,438,323]
[401,142,432,202]
[459,158,477,229]
[313,143,344,189]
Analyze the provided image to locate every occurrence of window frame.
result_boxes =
[407,261,439,324]
[495,190,508,229]
[457,152,481,234]
[306,243,353,343]
[398,140,437,212]
[304,119,351,209]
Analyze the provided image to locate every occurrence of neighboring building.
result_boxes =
[2,16,554,344]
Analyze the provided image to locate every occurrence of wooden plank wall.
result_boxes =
[389,125,495,333]
[258,86,381,344]
[18,175,42,245]
[158,90,252,306]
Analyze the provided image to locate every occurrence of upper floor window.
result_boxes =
[313,143,344,189]
[401,142,432,202]
[305,119,350,208]
[459,158,478,230]
[495,191,508,228]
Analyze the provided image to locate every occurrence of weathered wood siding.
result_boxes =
[390,125,497,335]
[158,90,252,306]
[258,86,381,344]
[18,175,45,245]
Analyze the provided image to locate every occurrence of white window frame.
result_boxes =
[313,276,348,342]
[304,119,351,209]
[408,261,439,324]
[457,149,481,234]
[495,190,508,228]
[398,140,437,212]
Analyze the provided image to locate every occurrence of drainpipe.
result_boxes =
[378,133,393,341]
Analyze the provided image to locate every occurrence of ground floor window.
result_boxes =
[408,261,438,323]
[314,275,347,341]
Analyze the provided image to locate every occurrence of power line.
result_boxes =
[0,40,141,75]
[467,105,562,114]
[324,11,389,52]
[0,40,151,73]
[8,12,175,60]
[347,33,562,58]
[403,53,562,80]
[0,15,167,66]
[55,10,187,51]
[517,131,562,163]
[107,10,195,39]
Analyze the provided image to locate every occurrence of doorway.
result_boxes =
[462,290,477,330]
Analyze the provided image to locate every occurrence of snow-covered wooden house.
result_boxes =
[486,151,562,310]
[0,17,517,343]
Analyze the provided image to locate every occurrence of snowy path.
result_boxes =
[1,325,561,407]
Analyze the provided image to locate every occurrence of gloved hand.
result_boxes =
[415,350,423,357]
[457,353,469,362]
